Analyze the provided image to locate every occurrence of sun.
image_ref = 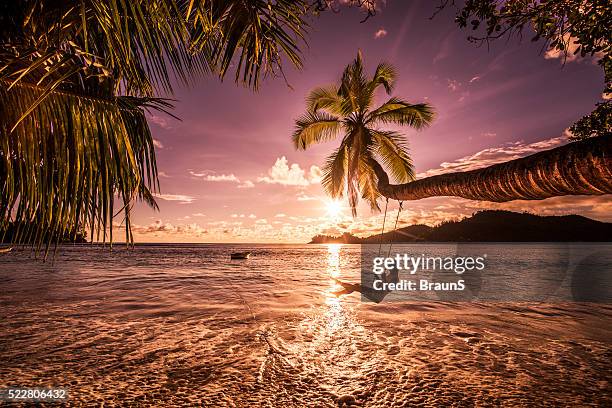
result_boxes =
[325,200,343,218]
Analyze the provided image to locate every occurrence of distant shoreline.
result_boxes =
[309,210,612,244]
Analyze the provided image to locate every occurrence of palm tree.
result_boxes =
[0,0,309,253]
[292,52,434,215]
[297,54,611,208]
[369,134,612,202]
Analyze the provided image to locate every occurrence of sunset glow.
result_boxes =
[325,200,344,219]
[124,2,609,243]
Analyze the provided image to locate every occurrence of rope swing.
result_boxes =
[377,198,404,257]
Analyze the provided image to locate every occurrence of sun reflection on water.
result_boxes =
[324,244,347,332]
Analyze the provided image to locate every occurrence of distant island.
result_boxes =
[309,210,612,243]
[1,222,87,244]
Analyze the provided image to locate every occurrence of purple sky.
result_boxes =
[128,1,608,243]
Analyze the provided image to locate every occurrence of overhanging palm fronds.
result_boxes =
[188,0,309,89]
[1,0,311,251]
[0,81,161,253]
[293,52,434,215]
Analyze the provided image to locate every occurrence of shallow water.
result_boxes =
[0,244,610,407]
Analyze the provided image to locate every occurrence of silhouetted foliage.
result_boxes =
[311,210,612,243]
[435,0,611,139]
[569,102,612,140]
[2,222,87,244]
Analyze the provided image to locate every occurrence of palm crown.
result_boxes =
[293,52,434,216]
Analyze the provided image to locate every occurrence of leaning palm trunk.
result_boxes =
[370,135,612,202]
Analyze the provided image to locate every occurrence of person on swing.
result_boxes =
[332,265,400,303]
[332,199,403,303]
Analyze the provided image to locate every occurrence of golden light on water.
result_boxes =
[324,244,346,331]
[326,243,341,278]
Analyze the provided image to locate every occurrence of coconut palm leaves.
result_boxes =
[293,52,434,215]
[188,0,308,88]
[0,0,309,252]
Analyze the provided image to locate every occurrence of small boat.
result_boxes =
[0,247,13,254]
[230,251,251,260]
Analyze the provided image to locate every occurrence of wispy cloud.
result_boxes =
[153,139,164,148]
[147,114,172,130]
[469,75,481,83]
[237,180,255,189]
[205,174,239,182]
[190,171,253,188]
[153,193,195,204]
[297,192,318,201]
[374,28,387,39]
[133,219,207,236]
[417,136,567,178]
[258,157,321,186]
[447,79,461,92]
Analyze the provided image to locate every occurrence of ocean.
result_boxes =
[1,243,610,406]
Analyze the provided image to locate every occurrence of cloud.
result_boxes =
[297,192,318,201]
[309,165,323,183]
[447,79,461,92]
[192,213,206,217]
[248,214,257,219]
[417,135,567,178]
[158,171,170,178]
[275,213,286,218]
[190,170,253,188]
[544,34,581,62]
[374,28,387,39]
[153,193,195,204]
[258,157,321,186]
[133,219,208,236]
[482,132,497,138]
[238,180,255,189]
[153,139,164,148]
[469,76,481,83]
[206,174,239,182]
[147,114,172,130]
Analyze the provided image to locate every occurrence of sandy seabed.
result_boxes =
[1,301,610,407]
[0,245,610,406]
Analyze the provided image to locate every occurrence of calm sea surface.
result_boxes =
[0,244,610,406]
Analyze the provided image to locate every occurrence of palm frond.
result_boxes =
[358,158,382,212]
[371,129,415,183]
[0,81,158,253]
[189,0,309,89]
[368,97,435,129]
[0,1,209,97]
[339,51,370,114]
[306,85,344,115]
[367,62,396,94]
[321,142,348,199]
[292,111,342,149]
[345,127,373,216]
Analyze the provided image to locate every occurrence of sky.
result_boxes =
[127,1,609,243]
